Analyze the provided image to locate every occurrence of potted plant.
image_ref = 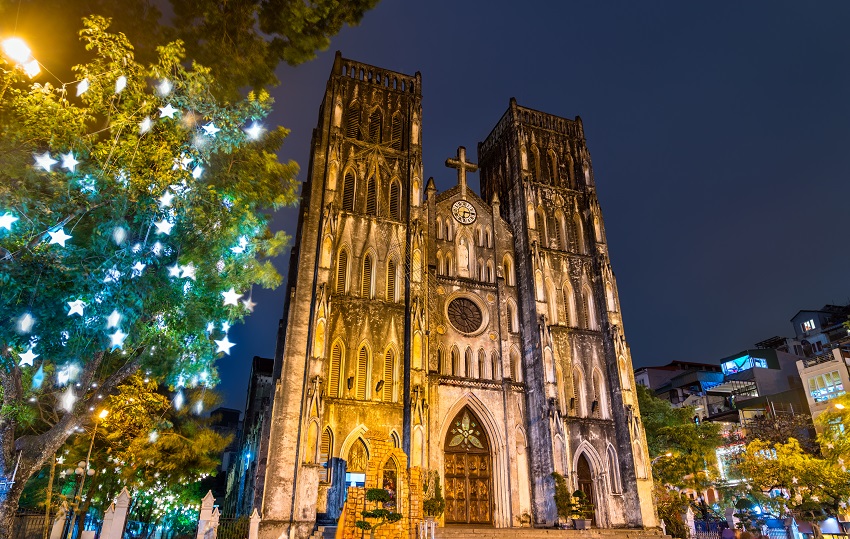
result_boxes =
[422,471,445,521]
[355,488,403,539]
[572,489,594,530]
[551,472,572,528]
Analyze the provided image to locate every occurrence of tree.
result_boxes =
[355,488,402,539]
[2,0,381,99]
[0,16,297,534]
[744,411,817,455]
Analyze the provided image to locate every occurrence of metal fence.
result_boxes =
[215,516,250,539]
[11,509,53,539]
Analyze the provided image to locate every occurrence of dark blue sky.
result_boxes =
[219,1,850,410]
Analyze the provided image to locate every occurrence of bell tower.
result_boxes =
[478,99,657,527]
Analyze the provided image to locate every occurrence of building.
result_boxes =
[795,348,850,427]
[633,361,723,406]
[259,54,656,539]
[206,407,242,505]
[224,356,274,516]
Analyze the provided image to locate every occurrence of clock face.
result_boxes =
[447,297,483,334]
[452,200,477,224]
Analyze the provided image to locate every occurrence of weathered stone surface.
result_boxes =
[259,54,657,539]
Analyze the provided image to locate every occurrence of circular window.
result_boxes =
[447,297,484,334]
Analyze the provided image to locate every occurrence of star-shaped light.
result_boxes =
[60,152,79,172]
[221,288,242,306]
[0,212,18,230]
[57,456,65,465]
[148,430,159,443]
[242,297,257,312]
[109,329,128,350]
[139,116,153,134]
[19,348,39,366]
[206,321,215,334]
[34,152,58,172]
[158,191,175,208]
[202,122,220,136]
[67,300,86,316]
[180,263,197,280]
[60,386,76,412]
[17,313,35,333]
[154,219,174,235]
[222,321,231,332]
[158,79,172,96]
[76,78,89,96]
[167,263,182,278]
[106,310,121,329]
[192,165,203,179]
[214,335,236,355]
[131,262,146,277]
[244,122,264,140]
[48,228,72,247]
[115,75,127,93]
[59,470,67,479]
[103,266,122,283]
[159,104,178,119]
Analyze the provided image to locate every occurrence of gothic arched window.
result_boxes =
[336,249,349,294]
[369,109,383,142]
[391,113,403,151]
[465,347,473,378]
[356,346,369,400]
[342,172,355,212]
[477,349,486,380]
[386,259,397,302]
[361,254,373,298]
[383,349,395,402]
[490,352,499,381]
[329,342,343,397]
[365,177,377,215]
[451,346,460,376]
[319,427,334,483]
[346,104,360,139]
[389,180,401,221]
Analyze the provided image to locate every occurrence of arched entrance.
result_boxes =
[576,453,594,523]
[444,407,492,525]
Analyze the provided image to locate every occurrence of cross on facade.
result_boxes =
[446,146,478,196]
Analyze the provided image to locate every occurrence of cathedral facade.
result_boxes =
[259,54,656,539]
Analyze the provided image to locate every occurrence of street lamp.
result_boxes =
[1,37,40,77]
[65,410,108,539]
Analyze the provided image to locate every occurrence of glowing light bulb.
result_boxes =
[2,37,31,64]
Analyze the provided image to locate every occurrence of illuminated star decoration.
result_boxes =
[158,190,174,208]
[159,104,178,119]
[158,79,172,96]
[48,228,73,247]
[17,313,35,333]
[174,389,184,410]
[76,78,89,96]
[56,456,65,465]
[192,165,203,179]
[167,263,182,278]
[59,470,67,479]
[61,152,79,172]
[154,219,174,235]
[149,430,159,443]
[60,385,76,413]
[34,152,58,172]
[202,122,220,136]
[109,329,128,350]
[214,335,236,355]
[115,75,127,93]
[139,116,153,134]
[180,263,197,280]
[106,310,122,329]
[67,300,86,316]
[19,347,39,367]
[244,122,264,140]
[242,296,257,312]
[221,288,242,306]
[103,266,122,283]
[0,213,18,230]
[131,262,146,277]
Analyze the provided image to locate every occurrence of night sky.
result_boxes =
[219,1,850,410]
[12,2,849,411]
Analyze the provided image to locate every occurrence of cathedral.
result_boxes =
[259,53,657,539]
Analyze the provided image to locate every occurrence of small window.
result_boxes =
[387,259,397,302]
[346,105,360,139]
[802,319,816,332]
[361,255,373,298]
[391,114,403,151]
[366,177,377,216]
[336,250,349,294]
[369,109,382,142]
[389,181,401,221]
[342,172,355,212]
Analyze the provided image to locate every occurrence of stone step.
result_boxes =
[434,528,670,539]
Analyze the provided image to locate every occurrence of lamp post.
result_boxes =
[65,410,108,539]
[651,452,673,466]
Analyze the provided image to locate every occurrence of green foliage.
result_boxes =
[355,488,402,538]
[422,471,445,517]
[3,0,381,99]
[654,486,690,539]
[636,384,723,490]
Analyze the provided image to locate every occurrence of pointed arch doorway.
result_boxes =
[444,407,492,525]
[576,453,595,524]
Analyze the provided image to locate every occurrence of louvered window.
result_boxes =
[329,343,342,397]
[356,347,368,400]
[383,350,394,402]
[336,250,348,294]
[361,255,373,298]
[391,114,403,151]
[342,172,355,212]
[369,109,382,142]
[387,260,397,302]
[319,427,333,483]
[366,177,377,215]
[346,106,359,139]
[552,218,562,249]
[389,181,400,221]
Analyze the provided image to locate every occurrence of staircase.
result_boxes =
[309,525,337,539]
[435,527,671,539]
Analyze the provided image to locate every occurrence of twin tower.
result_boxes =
[258,53,657,538]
